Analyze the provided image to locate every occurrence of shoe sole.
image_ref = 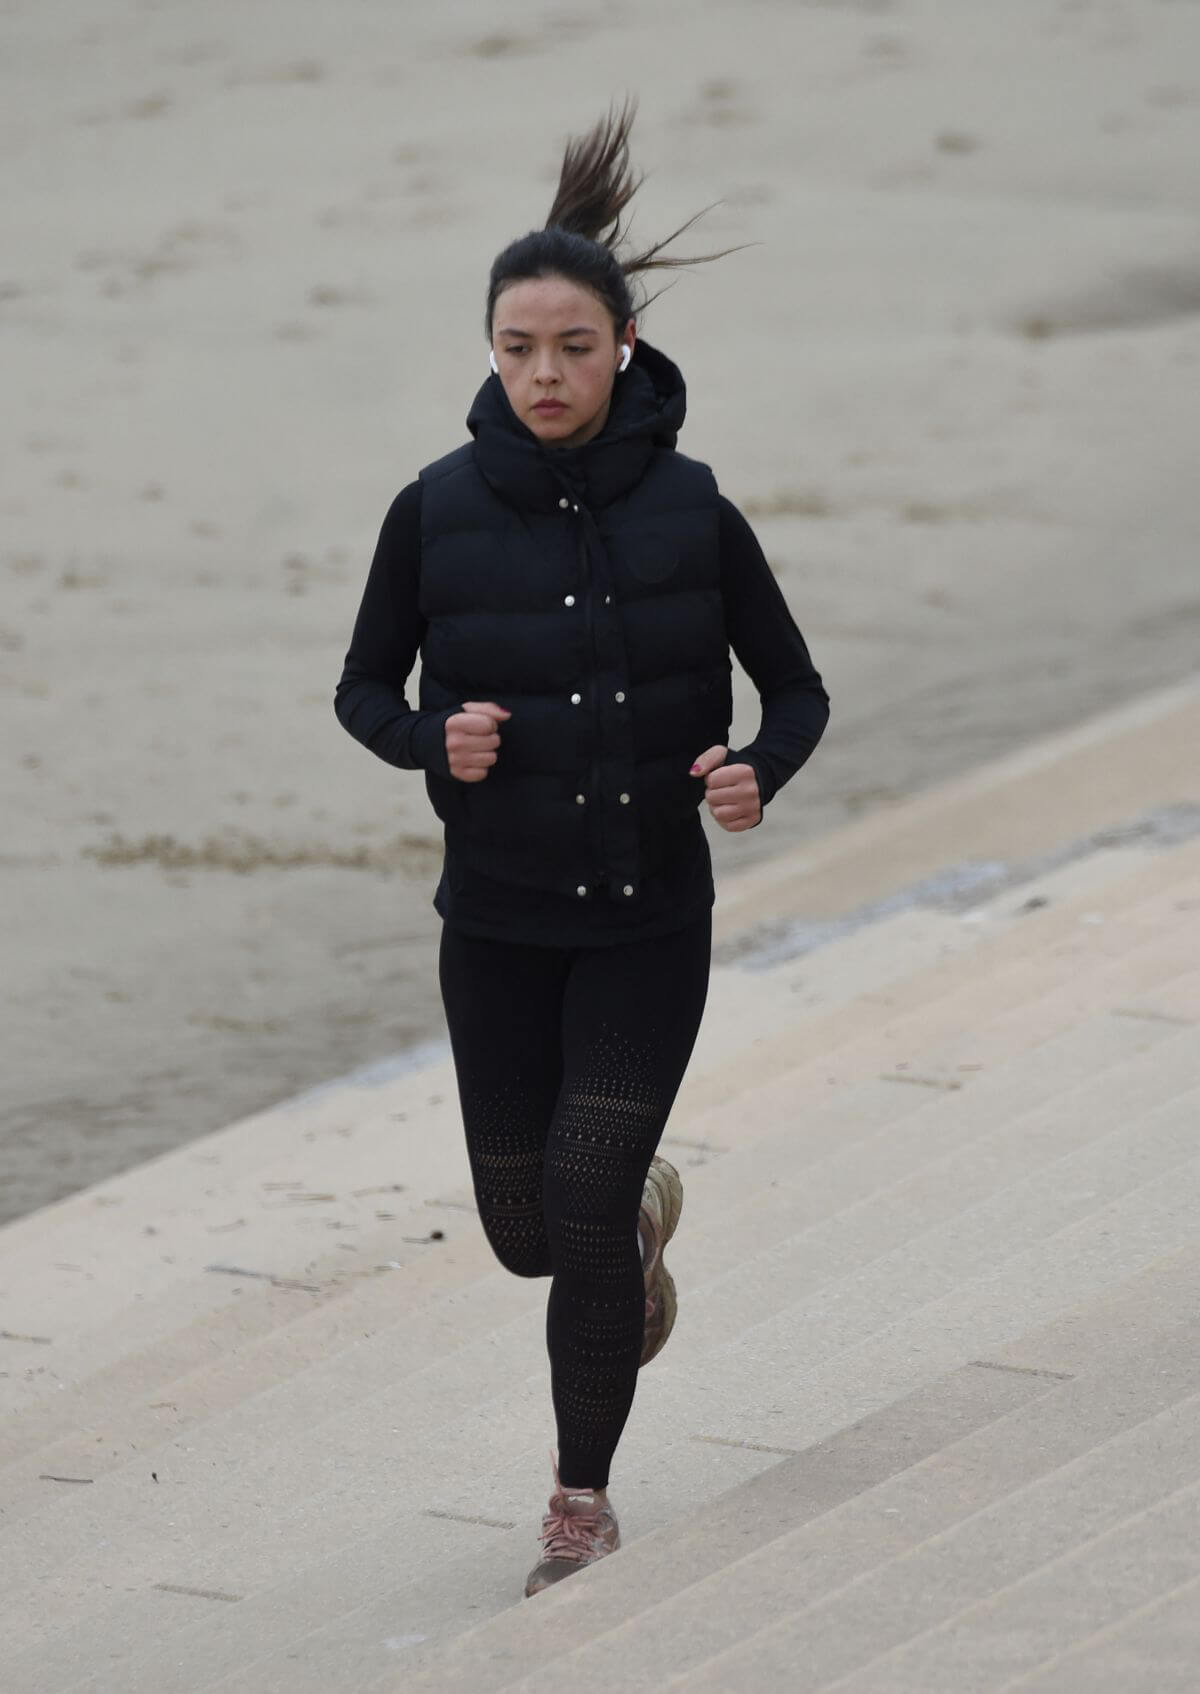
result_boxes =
[641,1155,683,1367]
[651,1153,684,1244]
[653,1264,677,1354]
[524,1535,621,1598]
[646,1153,683,1247]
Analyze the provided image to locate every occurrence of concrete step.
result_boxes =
[672,1002,1192,1269]
[4,893,1191,1499]
[4,853,1193,1463]
[4,860,1186,1497]
[0,1198,502,1462]
[4,852,1194,1428]
[0,875,998,1289]
[29,1234,1200,1694]
[689,861,1200,1118]
[670,1087,1200,1454]
[676,929,1200,1186]
[1,1002,1184,1524]
[379,1243,1200,1694]
[0,903,971,1380]
[7,1397,789,1694]
[699,905,971,1037]
[713,673,1200,943]
[244,1245,1200,1694]
[912,840,1161,923]
[698,841,1159,1033]
[0,975,1179,1578]
[0,1055,458,1259]
[11,1057,1200,1680]
[815,1484,1200,1691]
[2,874,1193,1497]
[0,1244,530,1520]
[660,1394,1200,1692]
[1,832,1190,1312]
[668,1024,1200,1355]
[2,678,1195,1690]
[1000,1570,1200,1693]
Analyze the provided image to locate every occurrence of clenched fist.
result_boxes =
[689,744,762,832]
[446,700,511,782]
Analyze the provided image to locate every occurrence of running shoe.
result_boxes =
[524,1448,621,1597]
[639,1152,683,1368]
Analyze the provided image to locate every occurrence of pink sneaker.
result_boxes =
[639,1153,683,1368]
[523,1449,621,1598]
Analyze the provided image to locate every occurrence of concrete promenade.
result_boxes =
[2,675,1198,1691]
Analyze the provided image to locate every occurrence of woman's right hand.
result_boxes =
[446,701,512,782]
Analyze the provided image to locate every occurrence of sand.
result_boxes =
[3,0,1199,1226]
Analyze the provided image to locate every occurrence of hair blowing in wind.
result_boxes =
[546,97,747,295]
[484,98,749,334]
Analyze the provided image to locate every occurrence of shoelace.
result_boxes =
[540,1500,611,1562]
[641,1197,660,1321]
[541,1450,613,1563]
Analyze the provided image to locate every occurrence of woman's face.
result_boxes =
[490,275,635,448]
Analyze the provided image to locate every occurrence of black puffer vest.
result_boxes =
[415,338,733,905]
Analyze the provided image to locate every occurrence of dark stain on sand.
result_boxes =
[81,830,443,873]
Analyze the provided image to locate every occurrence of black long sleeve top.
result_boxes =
[334,480,830,946]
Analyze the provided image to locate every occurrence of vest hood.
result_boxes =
[465,337,688,512]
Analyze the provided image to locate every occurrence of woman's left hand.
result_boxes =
[689,745,762,832]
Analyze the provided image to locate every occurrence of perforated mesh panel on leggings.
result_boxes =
[437,911,711,1490]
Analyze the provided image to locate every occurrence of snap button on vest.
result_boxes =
[558,497,569,509]
[576,793,586,804]
[619,792,630,803]
[576,884,587,896]
[570,692,581,704]
[564,594,575,606]
[614,691,625,703]
[623,885,634,896]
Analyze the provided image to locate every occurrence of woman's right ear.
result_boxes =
[489,349,499,375]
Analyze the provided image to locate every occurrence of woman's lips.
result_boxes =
[533,401,566,413]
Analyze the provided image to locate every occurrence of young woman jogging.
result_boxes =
[334,100,830,1599]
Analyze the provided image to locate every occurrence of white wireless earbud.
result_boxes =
[489,349,499,375]
[618,344,632,372]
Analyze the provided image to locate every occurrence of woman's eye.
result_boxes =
[504,346,528,356]
[565,345,589,355]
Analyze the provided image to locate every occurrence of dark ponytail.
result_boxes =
[484,96,746,339]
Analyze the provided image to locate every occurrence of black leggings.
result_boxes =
[437,909,712,1490]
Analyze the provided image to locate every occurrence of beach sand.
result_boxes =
[3,0,1199,1225]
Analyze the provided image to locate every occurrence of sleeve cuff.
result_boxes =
[408,706,456,779]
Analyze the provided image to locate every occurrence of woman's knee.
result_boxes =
[480,1212,553,1279]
